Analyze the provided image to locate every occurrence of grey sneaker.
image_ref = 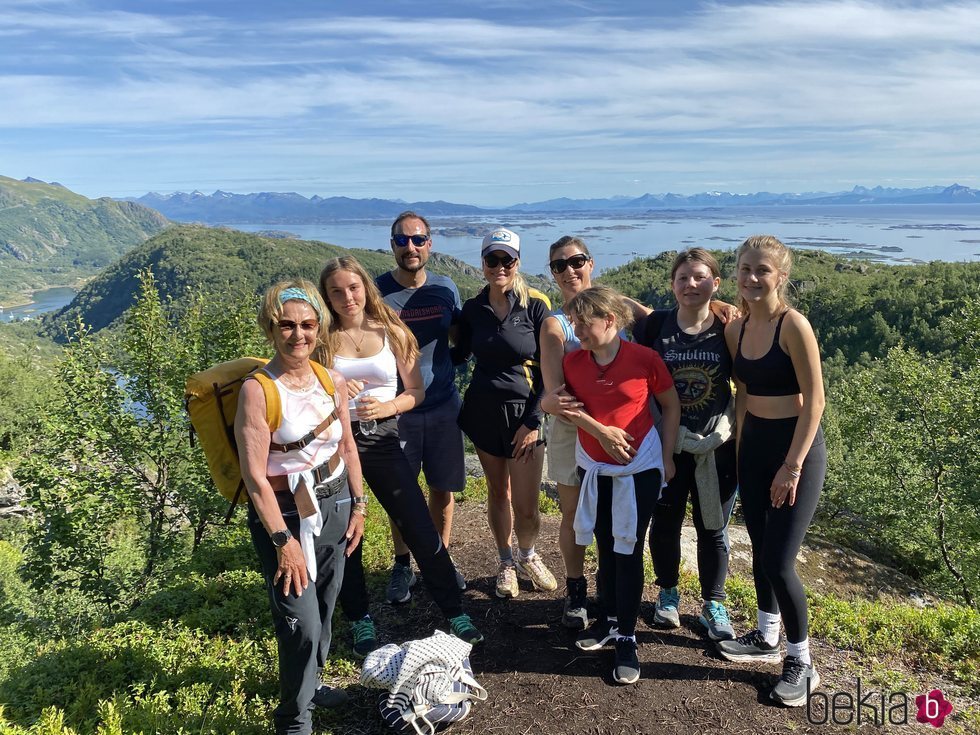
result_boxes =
[312,684,349,708]
[652,586,680,628]
[613,638,641,685]
[386,561,417,604]
[771,656,820,707]
[575,617,619,651]
[561,576,589,630]
[717,628,782,664]
[699,600,735,641]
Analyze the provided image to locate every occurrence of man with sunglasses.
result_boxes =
[375,211,468,604]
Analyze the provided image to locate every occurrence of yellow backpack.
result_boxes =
[185,357,336,520]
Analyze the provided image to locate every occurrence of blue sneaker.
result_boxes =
[653,587,680,628]
[699,600,735,641]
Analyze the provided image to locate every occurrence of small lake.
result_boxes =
[0,287,76,323]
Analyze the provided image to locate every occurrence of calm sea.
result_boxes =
[4,205,979,319]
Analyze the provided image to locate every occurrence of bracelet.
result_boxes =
[783,461,802,479]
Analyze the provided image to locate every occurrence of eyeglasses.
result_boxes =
[392,233,430,248]
[483,253,517,269]
[276,320,319,334]
[549,253,591,274]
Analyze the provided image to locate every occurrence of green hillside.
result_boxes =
[0,176,169,304]
[46,224,502,335]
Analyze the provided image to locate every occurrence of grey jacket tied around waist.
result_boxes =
[674,398,734,531]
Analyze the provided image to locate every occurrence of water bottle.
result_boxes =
[358,418,377,435]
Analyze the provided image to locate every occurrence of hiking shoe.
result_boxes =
[575,618,619,651]
[652,586,680,628]
[716,629,782,664]
[312,684,348,708]
[562,576,589,630]
[514,553,558,592]
[699,600,735,641]
[448,613,485,645]
[771,656,820,707]
[613,638,641,685]
[386,561,417,604]
[350,616,378,659]
[495,561,519,599]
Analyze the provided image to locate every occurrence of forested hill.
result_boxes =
[0,176,169,302]
[46,225,512,335]
[600,250,980,366]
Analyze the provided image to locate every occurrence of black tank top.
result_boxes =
[734,312,801,397]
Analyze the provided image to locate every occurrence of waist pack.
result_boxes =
[185,357,336,520]
[360,630,487,735]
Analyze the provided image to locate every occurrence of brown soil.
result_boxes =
[318,498,951,735]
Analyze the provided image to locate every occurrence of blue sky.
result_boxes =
[1,0,978,206]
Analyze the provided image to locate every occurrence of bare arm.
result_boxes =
[724,319,746,450]
[331,370,366,555]
[358,326,425,420]
[654,385,680,483]
[623,296,652,321]
[710,299,741,324]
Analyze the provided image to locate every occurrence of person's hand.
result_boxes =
[598,426,635,465]
[661,453,676,484]
[541,383,584,419]
[770,463,800,508]
[511,425,542,463]
[274,538,309,597]
[344,505,365,556]
[345,378,365,400]
[709,300,741,324]
[357,395,392,421]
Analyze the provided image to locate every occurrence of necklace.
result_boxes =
[342,327,366,353]
[281,370,315,391]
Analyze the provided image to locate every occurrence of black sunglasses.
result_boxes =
[392,233,430,248]
[549,253,591,274]
[483,253,517,269]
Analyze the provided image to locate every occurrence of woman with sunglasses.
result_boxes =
[453,228,558,599]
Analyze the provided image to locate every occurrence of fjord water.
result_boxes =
[231,204,980,275]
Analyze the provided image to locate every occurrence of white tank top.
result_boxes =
[264,371,343,479]
[332,337,399,420]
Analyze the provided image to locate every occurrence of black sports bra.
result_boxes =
[733,312,801,397]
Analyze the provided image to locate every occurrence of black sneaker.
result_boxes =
[312,684,349,708]
[771,656,820,707]
[613,638,640,685]
[716,629,781,663]
[561,576,589,630]
[350,615,378,659]
[575,617,619,651]
[448,613,485,645]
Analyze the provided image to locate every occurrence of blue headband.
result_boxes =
[279,287,322,320]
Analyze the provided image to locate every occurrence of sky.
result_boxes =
[1,0,979,206]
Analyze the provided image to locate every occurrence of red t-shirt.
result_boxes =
[563,339,674,464]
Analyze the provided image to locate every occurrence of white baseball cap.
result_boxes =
[481,228,520,260]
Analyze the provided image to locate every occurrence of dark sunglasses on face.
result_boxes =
[392,233,431,248]
[483,253,517,269]
[549,253,591,274]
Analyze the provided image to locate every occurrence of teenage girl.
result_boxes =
[550,285,680,685]
[718,235,826,707]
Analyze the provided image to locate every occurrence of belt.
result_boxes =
[313,463,348,499]
[270,453,343,495]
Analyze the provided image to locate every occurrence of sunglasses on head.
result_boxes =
[392,233,430,248]
[483,253,517,269]
[549,253,591,274]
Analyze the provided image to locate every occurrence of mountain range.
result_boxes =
[127,184,980,223]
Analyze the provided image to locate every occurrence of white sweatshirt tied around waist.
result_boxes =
[574,428,667,555]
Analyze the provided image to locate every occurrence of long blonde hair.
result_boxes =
[317,256,420,365]
[735,235,794,315]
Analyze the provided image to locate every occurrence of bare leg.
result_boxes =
[557,481,585,577]
[508,449,545,550]
[478,449,514,553]
[428,488,455,549]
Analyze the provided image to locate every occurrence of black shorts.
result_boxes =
[458,392,533,458]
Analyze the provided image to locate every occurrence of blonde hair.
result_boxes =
[258,279,331,356]
[735,235,794,314]
[318,256,420,365]
[564,285,634,333]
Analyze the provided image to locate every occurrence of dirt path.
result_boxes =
[321,497,934,734]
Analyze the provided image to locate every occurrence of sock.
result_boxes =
[787,638,811,665]
[498,547,514,563]
[394,553,410,567]
[758,610,782,646]
[518,546,535,562]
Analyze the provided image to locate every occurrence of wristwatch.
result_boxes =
[270,528,293,547]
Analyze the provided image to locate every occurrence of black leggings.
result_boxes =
[738,413,825,644]
[586,467,661,638]
[338,417,462,620]
[650,440,738,601]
